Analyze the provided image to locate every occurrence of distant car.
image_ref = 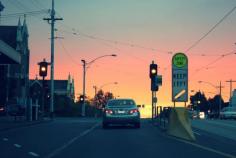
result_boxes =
[0,105,6,116]
[102,99,140,128]
[220,107,236,119]
[199,112,205,119]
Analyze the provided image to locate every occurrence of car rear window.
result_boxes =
[107,100,135,106]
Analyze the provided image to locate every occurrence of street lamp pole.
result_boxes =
[99,82,118,90]
[81,54,117,116]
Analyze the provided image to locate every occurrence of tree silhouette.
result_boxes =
[190,91,208,112]
[93,90,114,109]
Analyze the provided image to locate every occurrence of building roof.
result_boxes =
[30,79,68,92]
[0,26,18,49]
[0,39,21,64]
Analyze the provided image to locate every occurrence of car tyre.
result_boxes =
[102,122,108,129]
[134,122,140,129]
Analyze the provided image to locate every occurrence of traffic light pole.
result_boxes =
[43,0,63,119]
[42,76,46,117]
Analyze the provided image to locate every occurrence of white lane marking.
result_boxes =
[14,144,22,148]
[45,122,100,158]
[3,138,8,141]
[168,136,236,158]
[205,120,236,128]
[193,131,201,136]
[28,152,40,157]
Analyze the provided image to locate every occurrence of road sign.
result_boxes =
[172,52,188,102]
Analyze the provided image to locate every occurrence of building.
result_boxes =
[230,89,236,107]
[29,74,75,111]
[0,18,30,107]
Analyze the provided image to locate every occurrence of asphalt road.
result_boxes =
[0,118,236,158]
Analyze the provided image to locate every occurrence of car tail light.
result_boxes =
[129,109,138,114]
[0,107,4,111]
[105,109,113,114]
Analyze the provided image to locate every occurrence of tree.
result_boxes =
[190,91,209,112]
[208,95,225,113]
[93,90,114,109]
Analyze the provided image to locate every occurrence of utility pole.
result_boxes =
[43,0,63,118]
[218,81,224,118]
[226,79,236,106]
[93,86,97,97]
[81,60,86,116]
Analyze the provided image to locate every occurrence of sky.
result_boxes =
[1,0,236,111]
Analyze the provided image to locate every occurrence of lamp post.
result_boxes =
[81,54,117,116]
[99,82,118,90]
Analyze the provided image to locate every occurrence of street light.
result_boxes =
[81,54,117,116]
[93,82,118,97]
[99,82,118,90]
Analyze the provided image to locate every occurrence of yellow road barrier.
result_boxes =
[167,107,196,141]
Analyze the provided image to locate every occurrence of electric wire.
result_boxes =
[185,6,236,53]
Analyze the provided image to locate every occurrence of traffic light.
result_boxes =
[79,95,84,103]
[151,76,159,91]
[150,62,158,91]
[149,63,157,79]
[38,59,49,77]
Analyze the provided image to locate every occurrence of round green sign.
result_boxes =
[172,53,188,68]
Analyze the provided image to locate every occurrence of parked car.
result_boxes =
[207,111,219,119]
[102,98,140,128]
[220,107,236,119]
[7,104,25,117]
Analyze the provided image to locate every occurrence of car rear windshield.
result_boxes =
[107,100,135,107]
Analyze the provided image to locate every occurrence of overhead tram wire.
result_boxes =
[57,39,81,66]
[56,22,171,55]
[185,6,236,54]
[0,10,50,18]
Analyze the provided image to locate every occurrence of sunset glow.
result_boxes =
[1,0,236,111]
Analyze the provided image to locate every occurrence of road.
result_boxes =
[0,118,236,158]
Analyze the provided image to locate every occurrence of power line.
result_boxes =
[185,6,236,53]
[57,39,81,66]
[1,9,49,18]
[57,25,171,54]
[193,50,236,75]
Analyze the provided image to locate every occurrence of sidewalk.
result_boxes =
[0,116,52,132]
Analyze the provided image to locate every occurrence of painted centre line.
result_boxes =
[14,144,22,148]
[45,122,100,158]
[193,131,201,136]
[28,152,40,157]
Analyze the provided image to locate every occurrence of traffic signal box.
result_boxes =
[39,61,48,77]
[150,63,158,91]
[79,95,85,103]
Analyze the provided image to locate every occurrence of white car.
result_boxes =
[220,107,236,119]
